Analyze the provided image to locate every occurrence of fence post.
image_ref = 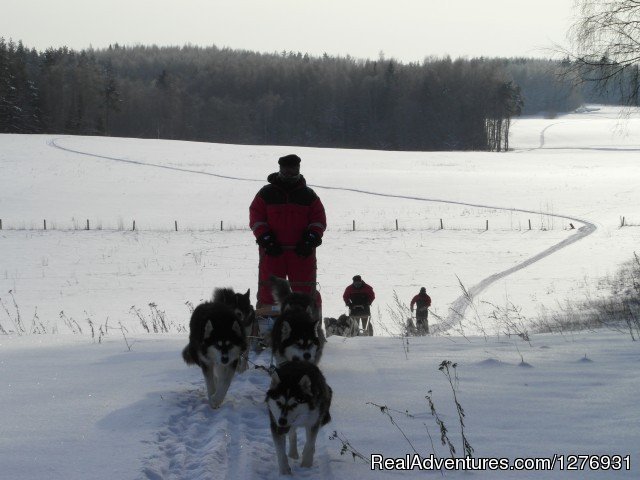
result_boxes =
[395,219,398,231]
[528,219,531,230]
[440,218,443,230]
[175,220,178,231]
[352,220,355,231]
[44,219,47,230]
[221,221,224,231]
[486,219,489,231]
[132,220,136,231]
[86,219,90,230]
[0,219,2,230]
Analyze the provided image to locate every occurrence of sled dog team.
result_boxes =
[181,276,331,475]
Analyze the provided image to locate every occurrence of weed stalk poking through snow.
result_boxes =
[0,290,24,334]
[439,360,474,458]
[328,431,370,463]
[425,390,456,458]
[367,402,420,455]
[118,321,133,351]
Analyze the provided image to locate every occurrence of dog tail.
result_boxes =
[182,345,196,365]
[269,275,292,306]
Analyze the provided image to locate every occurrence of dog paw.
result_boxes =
[279,465,292,475]
[288,450,299,459]
[300,453,314,468]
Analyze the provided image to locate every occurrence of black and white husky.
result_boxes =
[181,288,250,408]
[266,361,333,475]
[210,288,255,370]
[270,276,325,365]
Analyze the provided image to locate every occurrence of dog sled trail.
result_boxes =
[139,364,337,480]
[139,368,270,480]
[442,220,597,331]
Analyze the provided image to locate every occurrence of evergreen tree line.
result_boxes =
[0,38,626,151]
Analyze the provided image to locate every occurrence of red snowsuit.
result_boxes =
[249,173,326,307]
[410,293,431,317]
[343,282,375,316]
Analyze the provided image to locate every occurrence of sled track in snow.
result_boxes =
[48,137,597,328]
[137,363,336,480]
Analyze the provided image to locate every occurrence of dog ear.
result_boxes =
[270,370,281,388]
[298,375,312,396]
[204,319,214,339]
[244,288,250,299]
[280,320,291,341]
[232,319,242,336]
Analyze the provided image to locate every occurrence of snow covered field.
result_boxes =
[1,105,639,479]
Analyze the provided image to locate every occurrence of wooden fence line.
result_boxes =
[0,216,598,232]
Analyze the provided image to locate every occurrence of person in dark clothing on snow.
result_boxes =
[410,287,432,334]
[249,154,326,313]
[343,275,375,335]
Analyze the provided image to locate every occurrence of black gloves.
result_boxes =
[295,231,322,257]
[257,232,283,257]
[258,231,321,257]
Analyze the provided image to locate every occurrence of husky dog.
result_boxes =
[270,275,319,321]
[182,292,249,409]
[266,361,333,475]
[324,314,357,337]
[212,288,255,370]
[270,276,325,365]
[212,287,255,336]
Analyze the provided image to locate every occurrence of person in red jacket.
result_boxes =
[343,275,375,335]
[249,154,326,312]
[410,287,432,334]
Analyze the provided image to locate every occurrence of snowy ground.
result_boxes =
[1,105,639,478]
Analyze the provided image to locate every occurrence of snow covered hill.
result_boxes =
[0,105,639,478]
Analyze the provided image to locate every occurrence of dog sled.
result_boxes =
[349,304,373,336]
[323,305,373,338]
[252,304,281,350]
[405,314,429,336]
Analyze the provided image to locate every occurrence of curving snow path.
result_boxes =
[48,137,597,328]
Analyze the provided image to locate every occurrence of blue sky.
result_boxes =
[3,0,575,60]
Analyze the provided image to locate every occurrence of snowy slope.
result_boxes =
[1,105,639,479]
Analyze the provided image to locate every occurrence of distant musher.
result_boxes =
[410,287,431,334]
[343,275,375,335]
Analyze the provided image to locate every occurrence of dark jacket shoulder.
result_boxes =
[258,173,319,206]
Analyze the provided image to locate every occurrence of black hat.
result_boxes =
[353,275,362,282]
[278,154,301,167]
